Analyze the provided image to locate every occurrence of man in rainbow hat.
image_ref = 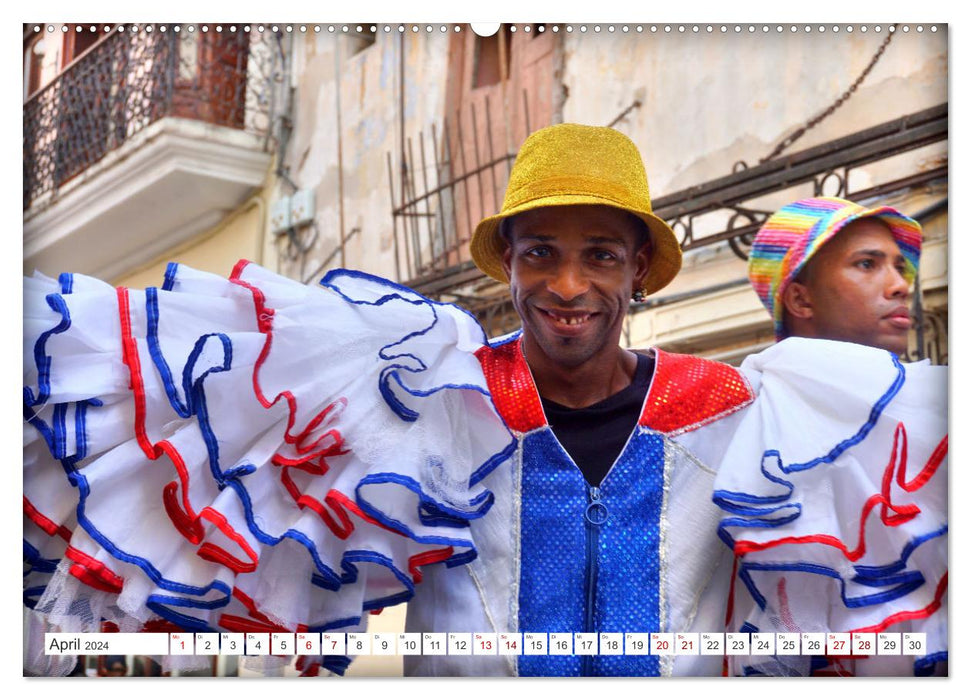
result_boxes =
[709,197,947,676]
[748,196,923,355]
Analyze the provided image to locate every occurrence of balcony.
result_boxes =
[23,26,283,279]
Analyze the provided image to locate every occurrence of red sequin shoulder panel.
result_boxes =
[638,349,755,436]
[475,337,548,434]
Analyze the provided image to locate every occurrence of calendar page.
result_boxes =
[21,8,949,682]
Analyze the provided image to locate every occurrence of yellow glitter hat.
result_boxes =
[470,123,682,296]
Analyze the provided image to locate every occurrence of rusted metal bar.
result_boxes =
[334,39,346,268]
[653,104,947,220]
[607,99,642,128]
[386,150,401,281]
[453,112,476,247]
[484,94,500,214]
[398,161,414,279]
[389,153,516,212]
[439,118,462,255]
[430,123,452,260]
[846,165,948,203]
[406,136,423,272]
[417,130,439,268]
[469,101,487,245]
[681,166,948,253]
[406,260,481,296]
[522,88,531,139]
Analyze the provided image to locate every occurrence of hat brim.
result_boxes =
[471,195,682,297]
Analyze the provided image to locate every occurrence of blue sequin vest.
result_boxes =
[475,333,755,676]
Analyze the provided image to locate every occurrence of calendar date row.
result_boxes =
[46,631,927,657]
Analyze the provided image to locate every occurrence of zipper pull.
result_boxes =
[585,485,608,525]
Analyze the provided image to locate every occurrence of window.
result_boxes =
[348,24,376,56]
[61,24,102,68]
[473,25,511,88]
[23,32,45,99]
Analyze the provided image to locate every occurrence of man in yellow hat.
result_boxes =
[403,123,756,676]
[406,127,946,678]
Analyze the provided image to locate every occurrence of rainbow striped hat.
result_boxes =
[748,196,922,340]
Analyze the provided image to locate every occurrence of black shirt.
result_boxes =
[540,352,655,487]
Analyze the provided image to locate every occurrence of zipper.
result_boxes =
[582,485,608,676]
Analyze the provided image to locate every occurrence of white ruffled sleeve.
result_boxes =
[23,261,514,675]
[713,337,947,676]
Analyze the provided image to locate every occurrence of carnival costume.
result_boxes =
[405,331,755,676]
[25,254,764,676]
[23,260,947,676]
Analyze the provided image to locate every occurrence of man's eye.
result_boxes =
[592,250,617,262]
[855,259,875,270]
[525,246,551,258]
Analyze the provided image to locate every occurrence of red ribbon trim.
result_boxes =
[734,423,947,561]
[24,495,72,542]
[65,545,124,594]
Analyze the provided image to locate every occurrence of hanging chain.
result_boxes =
[760,24,898,164]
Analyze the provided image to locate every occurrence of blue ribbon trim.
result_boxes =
[321,268,491,423]
[321,655,352,675]
[914,651,947,676]
[24,586,48,609]
[715,355,909,550]
[24,292,73,408]
[853,525,948,579]
[162,262,179,291]
[23,539,59,575]
[320,268,515,492]
[739,556,928,612]
[144,599,218,633]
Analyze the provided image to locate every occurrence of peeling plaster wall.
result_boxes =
[274,31,451,285]
[560,28,948,355]
[561,28,946,196]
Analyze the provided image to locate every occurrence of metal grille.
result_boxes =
[387,95,516,289]
[23,26,284,210]
[652,105,947,262]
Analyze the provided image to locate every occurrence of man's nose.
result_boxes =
[547,262,590,301]
[886,264,911,298]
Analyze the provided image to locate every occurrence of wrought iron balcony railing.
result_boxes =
[23,26,285,211]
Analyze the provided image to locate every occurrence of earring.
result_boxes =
[632,289,646,303]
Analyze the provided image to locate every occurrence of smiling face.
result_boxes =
[783,218,913,355]
[501,204,650,373]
